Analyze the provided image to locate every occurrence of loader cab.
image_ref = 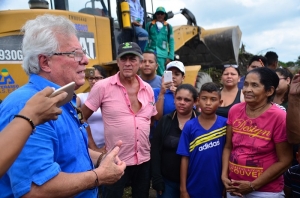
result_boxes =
[65,0,149,59]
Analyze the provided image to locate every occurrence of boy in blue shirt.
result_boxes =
[177,82,227,198]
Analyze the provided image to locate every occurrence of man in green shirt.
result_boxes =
[145,7,174,76]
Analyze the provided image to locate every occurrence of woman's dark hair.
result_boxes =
[93,65,107,78]
[275,68,293,104]
[248,55,268,67]
[199,82,221,98]
[246,67,279,103]
[221,66,240,76]
[175,84,198,101]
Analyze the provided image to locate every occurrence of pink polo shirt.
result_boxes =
[85,72,157,166]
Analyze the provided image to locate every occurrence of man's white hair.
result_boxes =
[21,14,77,75]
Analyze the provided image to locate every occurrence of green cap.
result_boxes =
[153,7,168,21]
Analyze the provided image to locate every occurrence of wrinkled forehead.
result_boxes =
[120,53,139,59]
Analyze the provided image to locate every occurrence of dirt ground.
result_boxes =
[122,187,156,198]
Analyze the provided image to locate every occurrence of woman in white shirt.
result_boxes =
[77,65,107,151]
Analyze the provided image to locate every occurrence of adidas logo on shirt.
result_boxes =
[198,140,220,152]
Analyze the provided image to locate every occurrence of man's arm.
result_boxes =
[23,171,99,198]
[153,79,172,121]
[287,72,300,143]
[180,156,190,198]
[86,125,102,152]
[0,87,66,177]
[23,143,126,198]
[138,0,144,25]
[81,104,94,121]
[77,95,102,151]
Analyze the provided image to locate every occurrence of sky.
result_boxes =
[1,0,299,62]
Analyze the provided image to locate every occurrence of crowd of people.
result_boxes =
[1,3,300,198]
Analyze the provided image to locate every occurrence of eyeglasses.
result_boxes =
[52,49,87,62]
[87,76,104,81]
[156,12,165,15]
[224,64,238,68]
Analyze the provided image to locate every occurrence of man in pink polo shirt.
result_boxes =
[82,42,157,198]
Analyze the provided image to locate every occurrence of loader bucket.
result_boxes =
[174,25,242,66]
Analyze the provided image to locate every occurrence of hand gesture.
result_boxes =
[95,140,126,185]
[20,87,67,125]
[289,72,300,96]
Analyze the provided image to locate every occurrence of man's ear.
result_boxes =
[182,75,185,81]
[246,65,251,72]
[39,54,51,73]
[286,77,291,84]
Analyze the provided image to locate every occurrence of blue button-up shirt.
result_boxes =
[153,88,175,115]
[0,74,97,198]
[128,0,144,24]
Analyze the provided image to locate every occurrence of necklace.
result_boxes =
[247,103,268,112]
[178,120,189,129]
[179,122,185,128]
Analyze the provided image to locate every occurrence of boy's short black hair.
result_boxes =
[264,51,278,66]
[248,55,268,67]
[199,82,221,98]
[143,51,157,63]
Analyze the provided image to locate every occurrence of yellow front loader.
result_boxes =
[0,0,241,100]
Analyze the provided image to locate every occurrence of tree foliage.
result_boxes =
[238,43,299,73]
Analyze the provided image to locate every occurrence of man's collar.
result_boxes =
[110,72,147,90]
[139,74,156,82]
[29,74,60,90]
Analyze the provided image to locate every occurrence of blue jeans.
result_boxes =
[227,191,284,198]
[103,161,151,198]
[134,26,148,52]
[157,177,180,198]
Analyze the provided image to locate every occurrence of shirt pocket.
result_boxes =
[140,103,155,120]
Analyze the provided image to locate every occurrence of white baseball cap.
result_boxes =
[166,61,185,74]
